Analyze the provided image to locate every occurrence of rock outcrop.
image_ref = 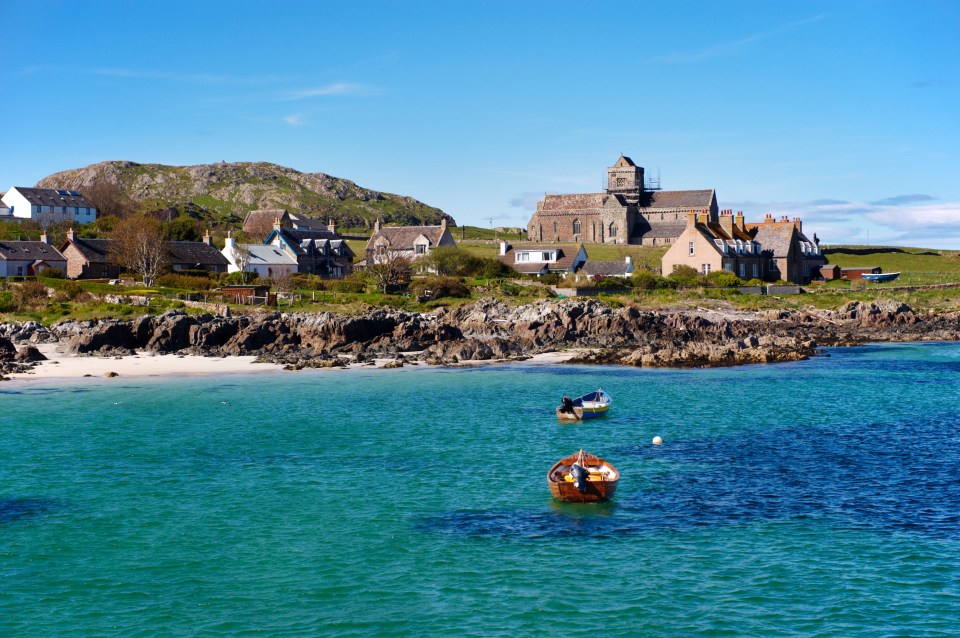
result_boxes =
[3,299,960,378]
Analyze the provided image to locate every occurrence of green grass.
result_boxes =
[822,245,960,286]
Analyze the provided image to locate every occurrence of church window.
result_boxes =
[609,223,617,238]
[572,219,581,235]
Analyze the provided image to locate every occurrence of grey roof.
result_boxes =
[0,241,67,262]
[497,243,583,273]
[243,210,290,234]
[582,260,630,277]
[241,244,297,266]
[635,221,688,239]
[62,237,114,262]
[167,241,230,267]
[275,227,354,258]
[639,189,716,211]
[10,187,95,209]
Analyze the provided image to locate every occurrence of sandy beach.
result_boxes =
[7,343,286,382]
[6,344,576,383]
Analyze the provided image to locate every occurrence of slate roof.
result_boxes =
[63,237,114,262]
[167,241,230,267]
[581,260,631,277]
[242,244,297,266]
[636,221,688,239]
[639,189,716,211]
[243,209,290,234]
[540,193,610,211]
[748,224,796,258]
[9,187,95,208]
[0,241,66,262]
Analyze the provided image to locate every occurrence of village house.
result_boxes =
[59,229,121,279]
[242,209,333,238]
[747,214,825,284]
[364,219,456,266]
[1,187,98,225]
[0,233,67,277]
[662,210,768,280]
[265,219,354,278]
[222,232,298,278]
[580,256,634,280]
[526,156,718,246]
[167,231,230,274]
[497,241,587,276]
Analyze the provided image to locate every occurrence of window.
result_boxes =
[609,223,617,238]
[739,263,745,278]
[415,244,426,255]
[753,264,759,277]
[616,178,625,187]
[724,263,733,271]
[553,221,558,233]
[701,263,711,274]
[542,252,552,261]
[572,219,581,235]
[688,241,695,256]
[769,259,777,270]
[16,266,23,276]
[517,252,529,262]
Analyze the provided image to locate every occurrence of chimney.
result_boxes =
[793,217,802,232]
[718,210,734,237]
[374,219,381,233]
[735,211,745,232]
[327,218,336,234]
[274,216,283,232]
[813,233,820,246]
[440,218,447,231]
[40,232,49,245]
[224,230,235,252]
[625,255,633,266]
[202,229,212,246]
[499,240,509,256]
[765,213,774,222]
[66,228,75,242]
[686,210,697,227]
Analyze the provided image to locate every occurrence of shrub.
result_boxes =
[332,278,366,294]
[290,273,328,291]
[466,256,513,278]
[0,291,14,312]
[52,281,86,303]
[155,273,216,290]
[13,280,49,310]
[666,265,701,289]
[745,278,765,286]
[631,269,668,290]
[223,271,257,285]
[408,276,471,299]
[38,267,65,279]
[592,276,625,290]
[705,271,742,288]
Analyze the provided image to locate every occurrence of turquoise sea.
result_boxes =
[2,342,959,636]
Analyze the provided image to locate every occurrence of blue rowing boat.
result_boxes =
[861,272,900,282]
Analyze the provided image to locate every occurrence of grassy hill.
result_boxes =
[36,160,452,232]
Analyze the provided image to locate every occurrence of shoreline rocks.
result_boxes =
[3,298,960,376]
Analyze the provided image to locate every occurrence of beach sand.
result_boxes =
[6,344,577,383]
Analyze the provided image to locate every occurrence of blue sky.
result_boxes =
[2,0,958,247]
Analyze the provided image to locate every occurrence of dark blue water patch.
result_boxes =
[618,415,960,539]
[0,498,59,525]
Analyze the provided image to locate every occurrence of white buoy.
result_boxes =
[652,436,663,446]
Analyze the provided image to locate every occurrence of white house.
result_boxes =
[222,233,297,278]
[1,187,98,225]
[496,241,588,276]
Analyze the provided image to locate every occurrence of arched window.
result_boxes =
[609,223,617,238]
[572,219,581,235]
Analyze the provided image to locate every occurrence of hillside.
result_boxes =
[36,160,453,230]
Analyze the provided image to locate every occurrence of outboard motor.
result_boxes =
[570,463,589,493]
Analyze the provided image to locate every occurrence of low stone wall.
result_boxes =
[552,286,631,297]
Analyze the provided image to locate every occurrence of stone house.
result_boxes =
[661,210,768,280]
[365,219,457,265]
[0,234,67,277]
[497,241,587,276]
[747,215,825,284]
[526,155,718,246]
[580,256,634,280]
[59,230,121,279]
[1,187,98,225]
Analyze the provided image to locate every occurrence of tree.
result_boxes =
[419,245,471,276]
[82,180,137,219]
[366,248,412,293]
[110,215,168,286]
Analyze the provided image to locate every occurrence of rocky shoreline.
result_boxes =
[2,298,959,378]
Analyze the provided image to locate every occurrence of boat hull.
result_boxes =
[547,450,620,503]
[861,272,900,282]
[557,389,611,421]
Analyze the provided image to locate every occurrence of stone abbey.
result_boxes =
[526,155,718,246]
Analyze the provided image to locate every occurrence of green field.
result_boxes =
[821,245,960,286]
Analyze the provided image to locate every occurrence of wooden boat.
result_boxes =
[861,272,900,282]
[556,388,612,421]
[547,449,620,503]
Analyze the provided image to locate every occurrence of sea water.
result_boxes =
[1,343,959,636]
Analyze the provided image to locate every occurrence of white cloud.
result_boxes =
[283,114,306,126]
[281,83,373,100]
